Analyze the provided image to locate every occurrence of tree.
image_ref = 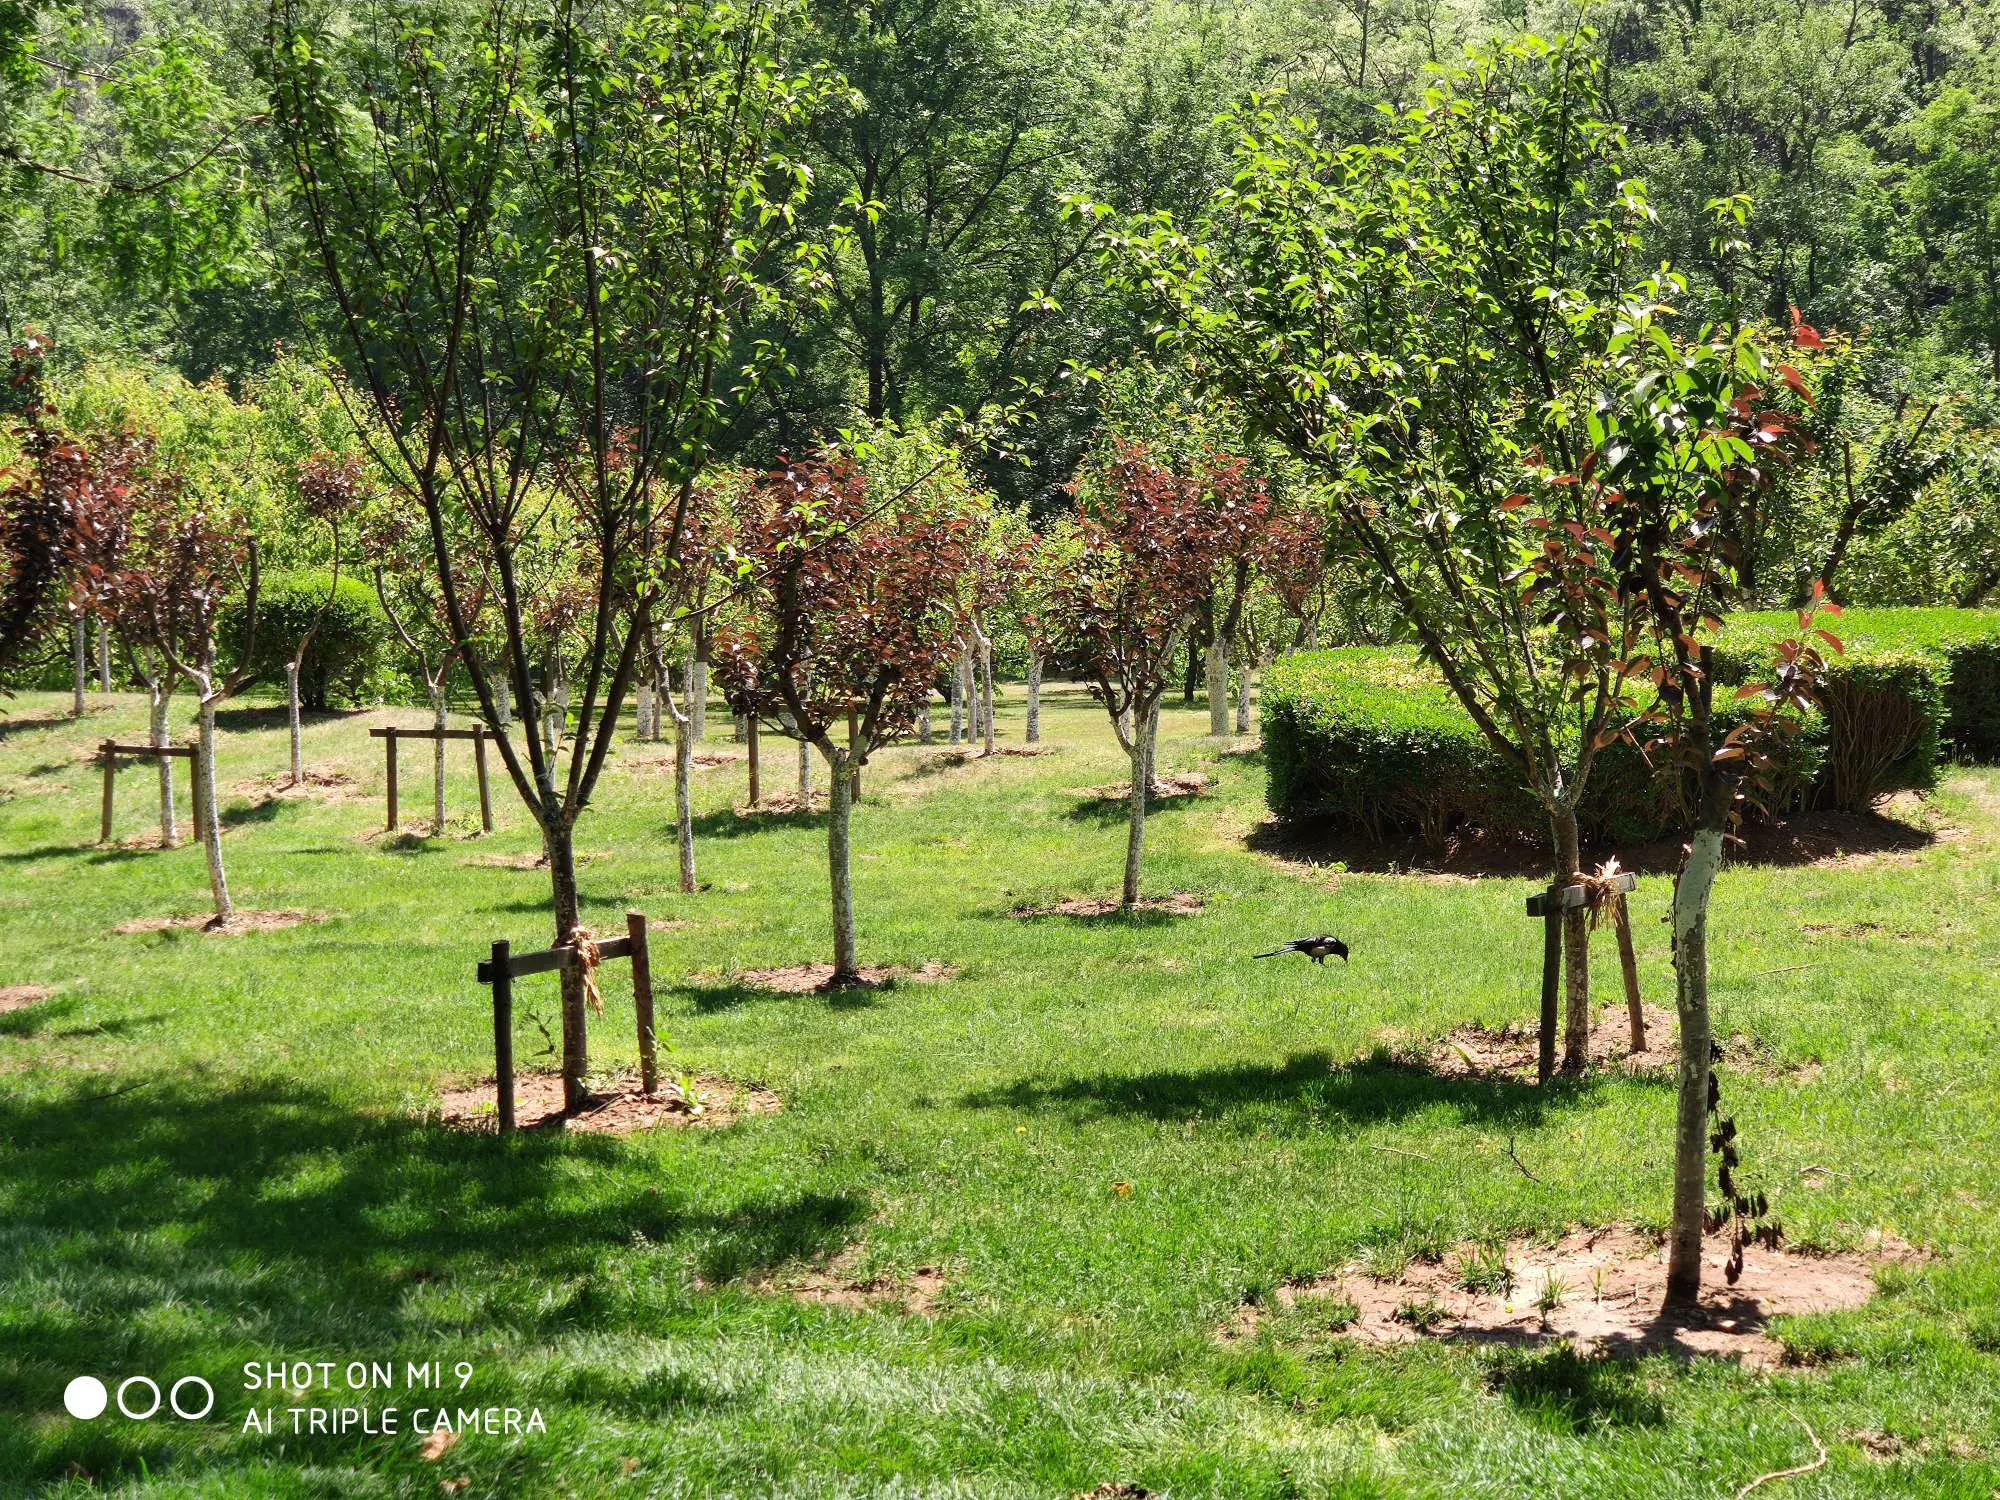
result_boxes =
[272,0,839,1110]
[0,333,73,688]
[1585,295,1828,1306]
[1092,33,1662,1064]
[281,451,362,784]
[1040,439,1228,907]
[726,444,976,982]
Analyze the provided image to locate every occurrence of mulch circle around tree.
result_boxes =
[1072,772,1212,800]
[436,1069,781,1134]
[1428,1003,1681,1080]
[736,791,828,815]
[0,985,53,1014]
[728,1246,949,1316]
[235,769,364,803]
[111,910,323,936]
[1223,1225,1924,1368]
[728,961,957,994]
[1011,893,1205,919]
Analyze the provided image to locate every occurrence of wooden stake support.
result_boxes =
[473,909,657,1133]
[371,724,495,833]
[97,740,199,845]
[1524,871,1638,1083]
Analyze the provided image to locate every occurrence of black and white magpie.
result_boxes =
[1253,935,1349,964]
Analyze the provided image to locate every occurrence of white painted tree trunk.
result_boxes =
[95,620,110,691]
[734,711,748,744]
[1666,825,1724,1303]
[948,664,963,744]
[149,681,177,846]
[1235,647,1252,733]
[1206,639,1230,735]
[1026,653,1042,743]
[919,702,932,744]
[690,655,708,741]
[827,744,858,980]
[431,691,448,832]
[673,694,695,894]
[979,636,995,755]
[789,714,811,800]
[71,620,86,717]
[197,695,231,924]
[636,683,655,743]
[286,661,305,785]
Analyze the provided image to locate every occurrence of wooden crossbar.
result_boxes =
[375,723,494,832]
[1524,870,1641,1083]
[99,741,196,760]
[475,911,657,1134]
[368,726,488,741]
[1524,871,1636,916]
[98,738,202,845]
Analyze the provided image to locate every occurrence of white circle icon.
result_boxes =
[170,1376,215,1420]
[63,1376,108,1420]
[116,1376,162,1420]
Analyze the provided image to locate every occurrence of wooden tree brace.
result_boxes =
[1525,871,1638,1082]
[97,739,199,844]
[372,724,494,832]
[475,910,657,1134]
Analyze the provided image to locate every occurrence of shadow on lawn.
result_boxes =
[962,1049,1585,1130]
[690,805,827,839]
[0,1075,865,1486]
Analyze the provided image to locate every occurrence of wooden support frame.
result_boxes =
[473,909,657,1133]
[97,739,200,845]
[1524,871,1638,1084]
[369,724,495,834]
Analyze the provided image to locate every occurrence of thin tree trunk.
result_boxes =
[150,680,177,846]
[544,818,590,1113]
[1614,897,1645,1051]
[919,701,932,743]
[1122,728,1149,907]
[1665,824,1724,1305]
[828,745,858,981]
[95,620,110,691]
[636,682,655,743]
[286,661,304,786]
[734,711,747,744]
[72,619,86,717]
[791,714,812,800]
[1235,644,1252,733]
[1207,639,1230,735]
[948,662,963,744]
[197,696,231,924]
[1026,653,1042,743]
[431,690,448,833]
[690,654,708,741]
[673,696,695,893]
[746,713,761,807]
[1554,806,1591,1072]
[979,635,995,755]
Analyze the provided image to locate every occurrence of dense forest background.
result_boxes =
[3,0,1999,574]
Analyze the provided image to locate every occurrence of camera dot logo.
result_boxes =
[63,1376,108,1421]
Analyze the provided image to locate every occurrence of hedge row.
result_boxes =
[1264,608,2000,844]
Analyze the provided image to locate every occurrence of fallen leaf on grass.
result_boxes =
[419,1429,459,1462]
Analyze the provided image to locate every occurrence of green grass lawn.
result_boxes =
[1,684,1997,1498]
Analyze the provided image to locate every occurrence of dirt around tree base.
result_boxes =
[235,768,363,803]
[1230,1225,1918,1368]
[730,1246,949,1317]
[1430,1004,1680,1079]
[731,960,957,994]
[0,985,53,1013]
[737,791,827,815]
[1073,772,1213,800]
[112,909,322,935]
[1012,893,1205,918]
[437,1069,780,1134]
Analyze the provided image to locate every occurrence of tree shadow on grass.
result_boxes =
[0,1075,866,1488]
[212,705,362,733]
[217,797,285,832]
[0,997,164,1042]
[1483,1344,1667,1431]
[1064,790,1207,826]
[961,1049,1588,1131]
[690,805,826,839]
[0,841,170,865]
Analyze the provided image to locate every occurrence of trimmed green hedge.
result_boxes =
[1261,615,2000,842]
[222,571,393,709]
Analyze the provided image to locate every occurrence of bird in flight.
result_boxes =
[1254,935,1349,964]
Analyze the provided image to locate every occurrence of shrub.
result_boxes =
[222,570,391,709]
[1714,608,2000,788]
[1263,647,1829,844]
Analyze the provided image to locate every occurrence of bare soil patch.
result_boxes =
[111,909,322,936]
[1012,893,1205,919]
[234,768,363,803]
[732,960,957,994]
[1428,1004,1680,1080]
[459,851,600,871]
[0,985,53,1013]
[692,751,742,768]
[1073,772,1212,801]
[1226,1225,1919,1367]
[437,1069,780,1134]
[738,791,827,815]
[742,1246,949,1317]
[999,745,1056,757]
